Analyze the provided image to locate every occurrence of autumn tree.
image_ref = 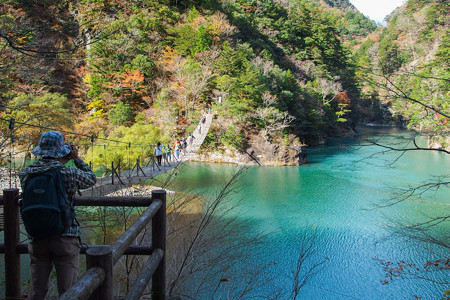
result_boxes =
[252,91,296,141]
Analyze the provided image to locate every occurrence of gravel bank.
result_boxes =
[0,168,21,192]
[0,168,170,197]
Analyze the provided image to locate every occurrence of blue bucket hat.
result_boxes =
[31,131,71,158]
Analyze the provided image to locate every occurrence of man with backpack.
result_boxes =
[19,131,97,299]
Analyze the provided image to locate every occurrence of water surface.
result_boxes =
[165,126,449,299]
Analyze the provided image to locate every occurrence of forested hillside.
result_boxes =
[0,0,448,166]
[355,0,449,148]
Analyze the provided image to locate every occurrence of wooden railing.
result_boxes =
[0,188,167,300]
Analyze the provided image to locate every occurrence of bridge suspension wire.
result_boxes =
[0,117,157,148]
[1,113,213,195]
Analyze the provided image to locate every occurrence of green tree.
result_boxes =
[129,55,156,77]
[2,92,72,141]
[108,101,135,126]
[87,122,165,172]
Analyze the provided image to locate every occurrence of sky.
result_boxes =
[349,0,406,23]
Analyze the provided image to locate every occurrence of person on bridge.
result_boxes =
[153,142,163,166]
[182,138,187,154]
[19,131,97,300]
[165,143,172,162]
[187,134,195,146]
[174,139,181,159]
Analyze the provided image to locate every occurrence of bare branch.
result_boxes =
[367,138,450,154]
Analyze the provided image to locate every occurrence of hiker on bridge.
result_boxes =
[187,134,195,146]
[153,142,164,166]
[165,143,172,162]
[19,131,97,300]
[182,138,187,154]
[174,139,181,159]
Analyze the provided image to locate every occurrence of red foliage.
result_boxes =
[241,5,258,12]
[435,113,448,125]
[334,92,350,105]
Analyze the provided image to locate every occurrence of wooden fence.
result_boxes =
[0,188,167,300]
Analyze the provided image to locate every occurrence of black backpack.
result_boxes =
[20,167,73,239]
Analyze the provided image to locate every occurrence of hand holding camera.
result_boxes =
[66,143,79,160]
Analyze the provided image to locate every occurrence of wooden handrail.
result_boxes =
[0,243,154,255]
[1,188,167,300]
[111,199,162,264]
[125,248,164,300]
[0,244,155,255]
[74,196,154,207]
[0,195,154,207]
[59,267,105,300]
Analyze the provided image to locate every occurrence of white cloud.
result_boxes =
[349,0,406,23]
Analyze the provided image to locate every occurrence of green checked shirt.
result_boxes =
[19,158,97,238]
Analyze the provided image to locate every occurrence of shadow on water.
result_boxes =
[306,125,416,165]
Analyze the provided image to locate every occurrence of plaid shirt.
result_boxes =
[19,158,97,238]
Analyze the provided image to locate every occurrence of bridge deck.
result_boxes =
[81,113,213,196]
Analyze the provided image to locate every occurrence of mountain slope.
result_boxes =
[354,0,449,148]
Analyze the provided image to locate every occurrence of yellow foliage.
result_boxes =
[161,45,178,65]
[191,15,207,30]
[209,12,235,37]
[75,115,108,138]
[83,73,91,84]
[15,36,28,44]
[87,99,106,119]
[87,98,104,110]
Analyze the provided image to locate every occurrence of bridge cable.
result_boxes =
[1,115,208,193]
[90,135,95,170]
[0,117,156,148]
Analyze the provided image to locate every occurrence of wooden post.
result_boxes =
[136,158,140,176]
[111,161,114,185]
[3,188,21,299]
[86,246,113,300]
[151,190,166,300]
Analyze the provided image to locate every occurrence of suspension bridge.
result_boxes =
[0,114,213,230]
[82,113,213,196]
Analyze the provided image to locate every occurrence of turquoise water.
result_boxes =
[163,126,449,299]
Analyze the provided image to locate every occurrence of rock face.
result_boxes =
[192,133,307,166]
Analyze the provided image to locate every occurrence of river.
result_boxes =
[161,126,449,299]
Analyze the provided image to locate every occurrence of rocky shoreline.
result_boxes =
[0,168,21,192]
[0,168,169,197]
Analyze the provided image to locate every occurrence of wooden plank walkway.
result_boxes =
[81,113,213,197]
